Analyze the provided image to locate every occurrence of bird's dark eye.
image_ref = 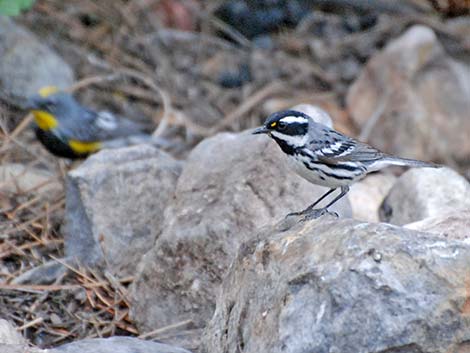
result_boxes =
[277,121,287,130]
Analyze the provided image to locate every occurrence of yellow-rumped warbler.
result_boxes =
[26,86,150,159]
[253,109,440,219]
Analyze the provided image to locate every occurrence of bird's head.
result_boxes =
[26,86,77,130]
[253,110,311,149]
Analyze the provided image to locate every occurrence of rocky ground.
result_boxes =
[1,1,470,353]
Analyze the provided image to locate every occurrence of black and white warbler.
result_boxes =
[253,109,439,219]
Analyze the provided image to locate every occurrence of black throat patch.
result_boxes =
[271,135,297,155]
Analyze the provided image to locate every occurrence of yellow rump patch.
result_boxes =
[270,122,277,128]
[68,140,102,154]
[38,86,59,98]
[32,110,58,130]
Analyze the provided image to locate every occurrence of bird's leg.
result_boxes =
[321,185,350,211]
[287,188,336,217]
[302,186,350,221]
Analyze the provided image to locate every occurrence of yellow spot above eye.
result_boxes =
[68,140,102,154]
[32,110,58,130]
[270,122,277,128]
[38,86,59,98]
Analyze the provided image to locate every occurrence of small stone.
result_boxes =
[0,163,61,195]
[0,16,74,107]
[0,320,25,345]
[12,260,67,285]
[217,63,251,88]
[370,249,383,263]
[50,313,62,326]
[380,167,470,225]
[64,144,182,276]
[348,173,396,222]
[347,25,470,167]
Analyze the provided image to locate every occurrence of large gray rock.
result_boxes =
[202,216,470,353]
[0,345,41,353]
[0,320,36,353]
[380,167,470,225]
[0,16,74,106]
[130,132,351,349]
[347,25,470,167]
[405,209,470,240]
[49,337,192,353]
[0,337,191,353]
[65,145,182,275]
[0,320,25,345]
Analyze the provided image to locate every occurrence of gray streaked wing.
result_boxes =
[57,108,100,142]
[58,109,146,142]
[317,140,385,164]
[91,111,147,141]
[306,121,386,164]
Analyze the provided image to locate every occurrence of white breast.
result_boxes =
[286,154,361,188]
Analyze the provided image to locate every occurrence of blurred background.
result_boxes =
[0,0,469,349]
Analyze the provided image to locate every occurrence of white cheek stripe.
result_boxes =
[279,116,308,124]
[271,131,308,146]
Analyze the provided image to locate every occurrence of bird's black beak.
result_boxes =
[252,126,269,135]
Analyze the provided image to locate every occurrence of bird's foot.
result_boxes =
[300,208,338,222]
[285,210,303,218]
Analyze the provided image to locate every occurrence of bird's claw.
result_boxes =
[300,208,338,222]
[285,206,316,218]
[285,207,339,222]
[285,211,303,218]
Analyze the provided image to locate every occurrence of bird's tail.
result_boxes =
[369,156,440,171]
